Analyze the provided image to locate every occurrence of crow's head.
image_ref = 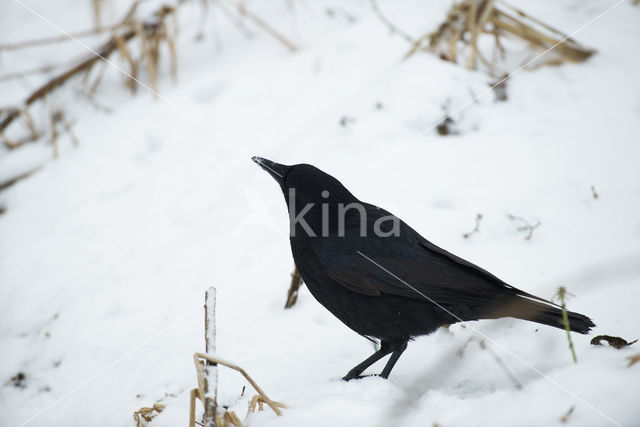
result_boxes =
[252,156,358,210]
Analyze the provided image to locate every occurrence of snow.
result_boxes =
[1,0,640,426]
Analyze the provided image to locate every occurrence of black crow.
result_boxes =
[252,156,595,380]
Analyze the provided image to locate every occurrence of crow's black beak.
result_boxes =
[252,156,290,183]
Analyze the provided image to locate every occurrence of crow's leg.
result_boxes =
[379,340,408,379]
[343,341,393,381]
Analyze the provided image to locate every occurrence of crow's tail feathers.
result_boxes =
[505,296,595,334]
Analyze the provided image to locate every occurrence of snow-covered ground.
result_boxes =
[1,0,640,426]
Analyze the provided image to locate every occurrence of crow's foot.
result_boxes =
[342,372,380,381]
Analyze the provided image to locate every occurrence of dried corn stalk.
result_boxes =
[406,0,595,74]
[190,288,285,426]
[0,2,178,147]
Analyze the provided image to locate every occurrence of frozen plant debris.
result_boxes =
[507,214,541,240]
[627,354,640,367]
[284,266,304,309]
[5,372,27,389]
[133,403,165,427]
[463,213,483,239]
[406,0,596,75]
[560,405,575,423]
[590,335,638,350]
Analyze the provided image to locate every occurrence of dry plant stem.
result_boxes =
[0,61,71,82]
[49,104,79,150]
[406,0,594,68]
[466,0,495,70]
[225,0,298,52]
[463,213,483,239]
[0,24,122,50]
[88,60,109,94]
[75,88,114,113]
[460,337,521,389]
[0,166,42,191]
[189,389,198,427]
[21,109,39,141]
[50,105,58,158]
[194,353,286,416]
[0,31,136,133]
[164,18,179,83]
[507,214,540,240]
[403,33,431,60]
[0,30,128,134]
[560,405,575,423]
[114,35,138,92]
[223,411,243,426]
[203,287,218,427]
[133,403,165,427]
[370,0,415,44]
[489,8,594,62]
[144,24,160,93]
[212,1,254,39]
[556,287,578,363]
[92,0,104,29]
[465,0,479,69]
[478,339,522,389]
[0,131,41,150]
[285,267,303,308]
[498,0,589,49]
[0,2,174,136]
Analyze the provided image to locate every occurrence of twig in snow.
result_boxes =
[0,23,123,51]
[459,337,522,389]
[91,0,108,29]
[75,88,114,114]
[370,0,415,44]
[192,353,286,422]
[0,166,41,190]
[190,288,285,427]
[1,108,41,150]
[0,61,73,82]
[507,214,540,240]
[478,339,522,390]
[49,104,79,158]
[225,0,298,52]
[212,1,255,39]
[339,116,355,127]
[553,287,578,363]
[221,386,246,410]
[463,213,483,239]
[627,353,640,367]
[285,266,304,309]
[203,287,218,426]
[560,405,575,423]
[5,372,27,389]
[325,7,356,23]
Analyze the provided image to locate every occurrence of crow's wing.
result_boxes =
[310,228,556,308]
